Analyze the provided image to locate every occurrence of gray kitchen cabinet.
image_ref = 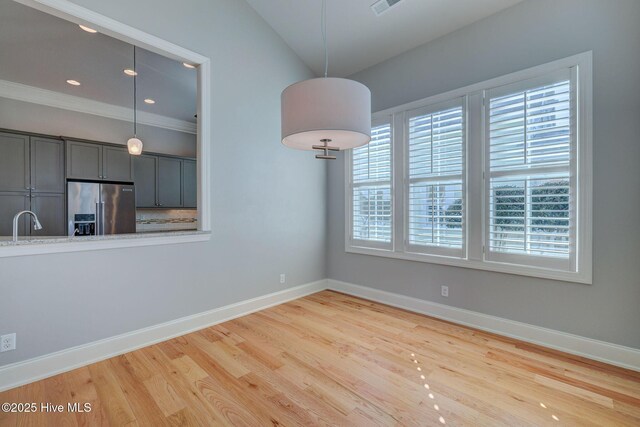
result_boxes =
[66,140,133,182]
[182,159,197,208]
[0,192,29,237]
[0,133,66,238]
[133,154,158,208]
[103,146,133,182]
[66,140,102,180]
[30,193,65,237]
[158,157,183,207]
[0,132,29,192]
[31,137,65,193]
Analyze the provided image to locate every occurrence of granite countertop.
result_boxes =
[0,230,208,247]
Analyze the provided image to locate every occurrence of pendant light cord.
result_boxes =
[321,0,328,78]
[133,46,137,136]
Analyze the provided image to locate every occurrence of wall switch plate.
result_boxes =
[441,286,449,297]
[280,274,286,284]
[0,333,16,352]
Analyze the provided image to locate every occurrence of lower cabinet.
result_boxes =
[30,193,65,237]
[0,193,30,237]
[0,192,64,237]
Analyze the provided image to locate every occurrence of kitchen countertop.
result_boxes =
[0,230,207,247]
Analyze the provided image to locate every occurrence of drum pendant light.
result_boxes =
[127,46,143,155]
[281,0,371,159]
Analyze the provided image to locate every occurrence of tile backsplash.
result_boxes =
[136,209,198,233]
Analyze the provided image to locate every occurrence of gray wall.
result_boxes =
[0,97,196,157]
[328,0,640,348]
[0,0,324,366]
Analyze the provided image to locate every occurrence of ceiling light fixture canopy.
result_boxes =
[127,46,143,156]
[281,0,371,160]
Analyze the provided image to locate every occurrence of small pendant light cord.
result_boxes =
[133,45,137,136]
[321,0,328,78]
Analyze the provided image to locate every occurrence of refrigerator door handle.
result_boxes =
[100,201,106,235]
[95,202,101,235]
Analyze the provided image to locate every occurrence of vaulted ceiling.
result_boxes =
[246,0,523,77]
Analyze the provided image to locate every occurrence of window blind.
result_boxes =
[407,104,464,254]
[487,79,573,260]
[351,122,392,243]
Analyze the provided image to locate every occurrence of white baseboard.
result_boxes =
[3,277,638,392]
[328,279,640,372]
[0,279,327,392]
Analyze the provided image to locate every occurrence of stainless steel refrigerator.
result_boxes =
[67,181,136,236]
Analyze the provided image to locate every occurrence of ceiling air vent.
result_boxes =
[371,0,403,16]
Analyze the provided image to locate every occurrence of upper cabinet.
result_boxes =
[158,157,182,208]
[0,132,29,192]
[182,160,197,209]
[31,137,65,193]
[133,154,196,209]
[66,140,132,182]
[103,146,134,182]
[0,133,64,194]
[132,155,158,208]
[66,140,101,180]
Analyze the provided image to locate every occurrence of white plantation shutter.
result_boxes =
[486,70,575,270]
[351,121,392,246]
[345,54,590,282]
[406,100,464,256]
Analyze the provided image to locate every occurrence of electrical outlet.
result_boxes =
[1,333,16,352]
[280,274,286,284]
[441,286,449,298]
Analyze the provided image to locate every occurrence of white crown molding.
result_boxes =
[327,279,640,372]
[0,79,197,134]
[0,280,328,392]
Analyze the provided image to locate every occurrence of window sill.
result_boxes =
[345,244,591,284]
[0,231,211,258]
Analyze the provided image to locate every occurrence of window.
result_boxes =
[406,100,465,257]
[349,120,392,248]
[346,52,592,283]
[486,73,574,271]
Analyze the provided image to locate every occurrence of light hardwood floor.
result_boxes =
[1,290,639,426]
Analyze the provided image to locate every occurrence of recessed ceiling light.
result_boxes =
[78,24,97,33]
[182,62,196,69]
[66,79,81,86]
[123,69,138,76]
[144,98,155,104]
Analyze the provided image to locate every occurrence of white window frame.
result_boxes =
[403,97,467,259]
[345,52,592,284]
[1,0,212,258]
[346,116,394,251]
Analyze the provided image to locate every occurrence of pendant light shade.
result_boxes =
[281,77,371,151]
[127,46,143,155]
[127,137,143,155]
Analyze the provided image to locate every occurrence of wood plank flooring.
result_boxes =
[1,290,639,426]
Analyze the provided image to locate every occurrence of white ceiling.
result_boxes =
[0,0,196,122]
[246,0,523,77]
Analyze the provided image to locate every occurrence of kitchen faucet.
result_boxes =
[12,211,43,243]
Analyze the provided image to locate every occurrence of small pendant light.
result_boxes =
[127,46,143,155]
[281,0,371,159]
